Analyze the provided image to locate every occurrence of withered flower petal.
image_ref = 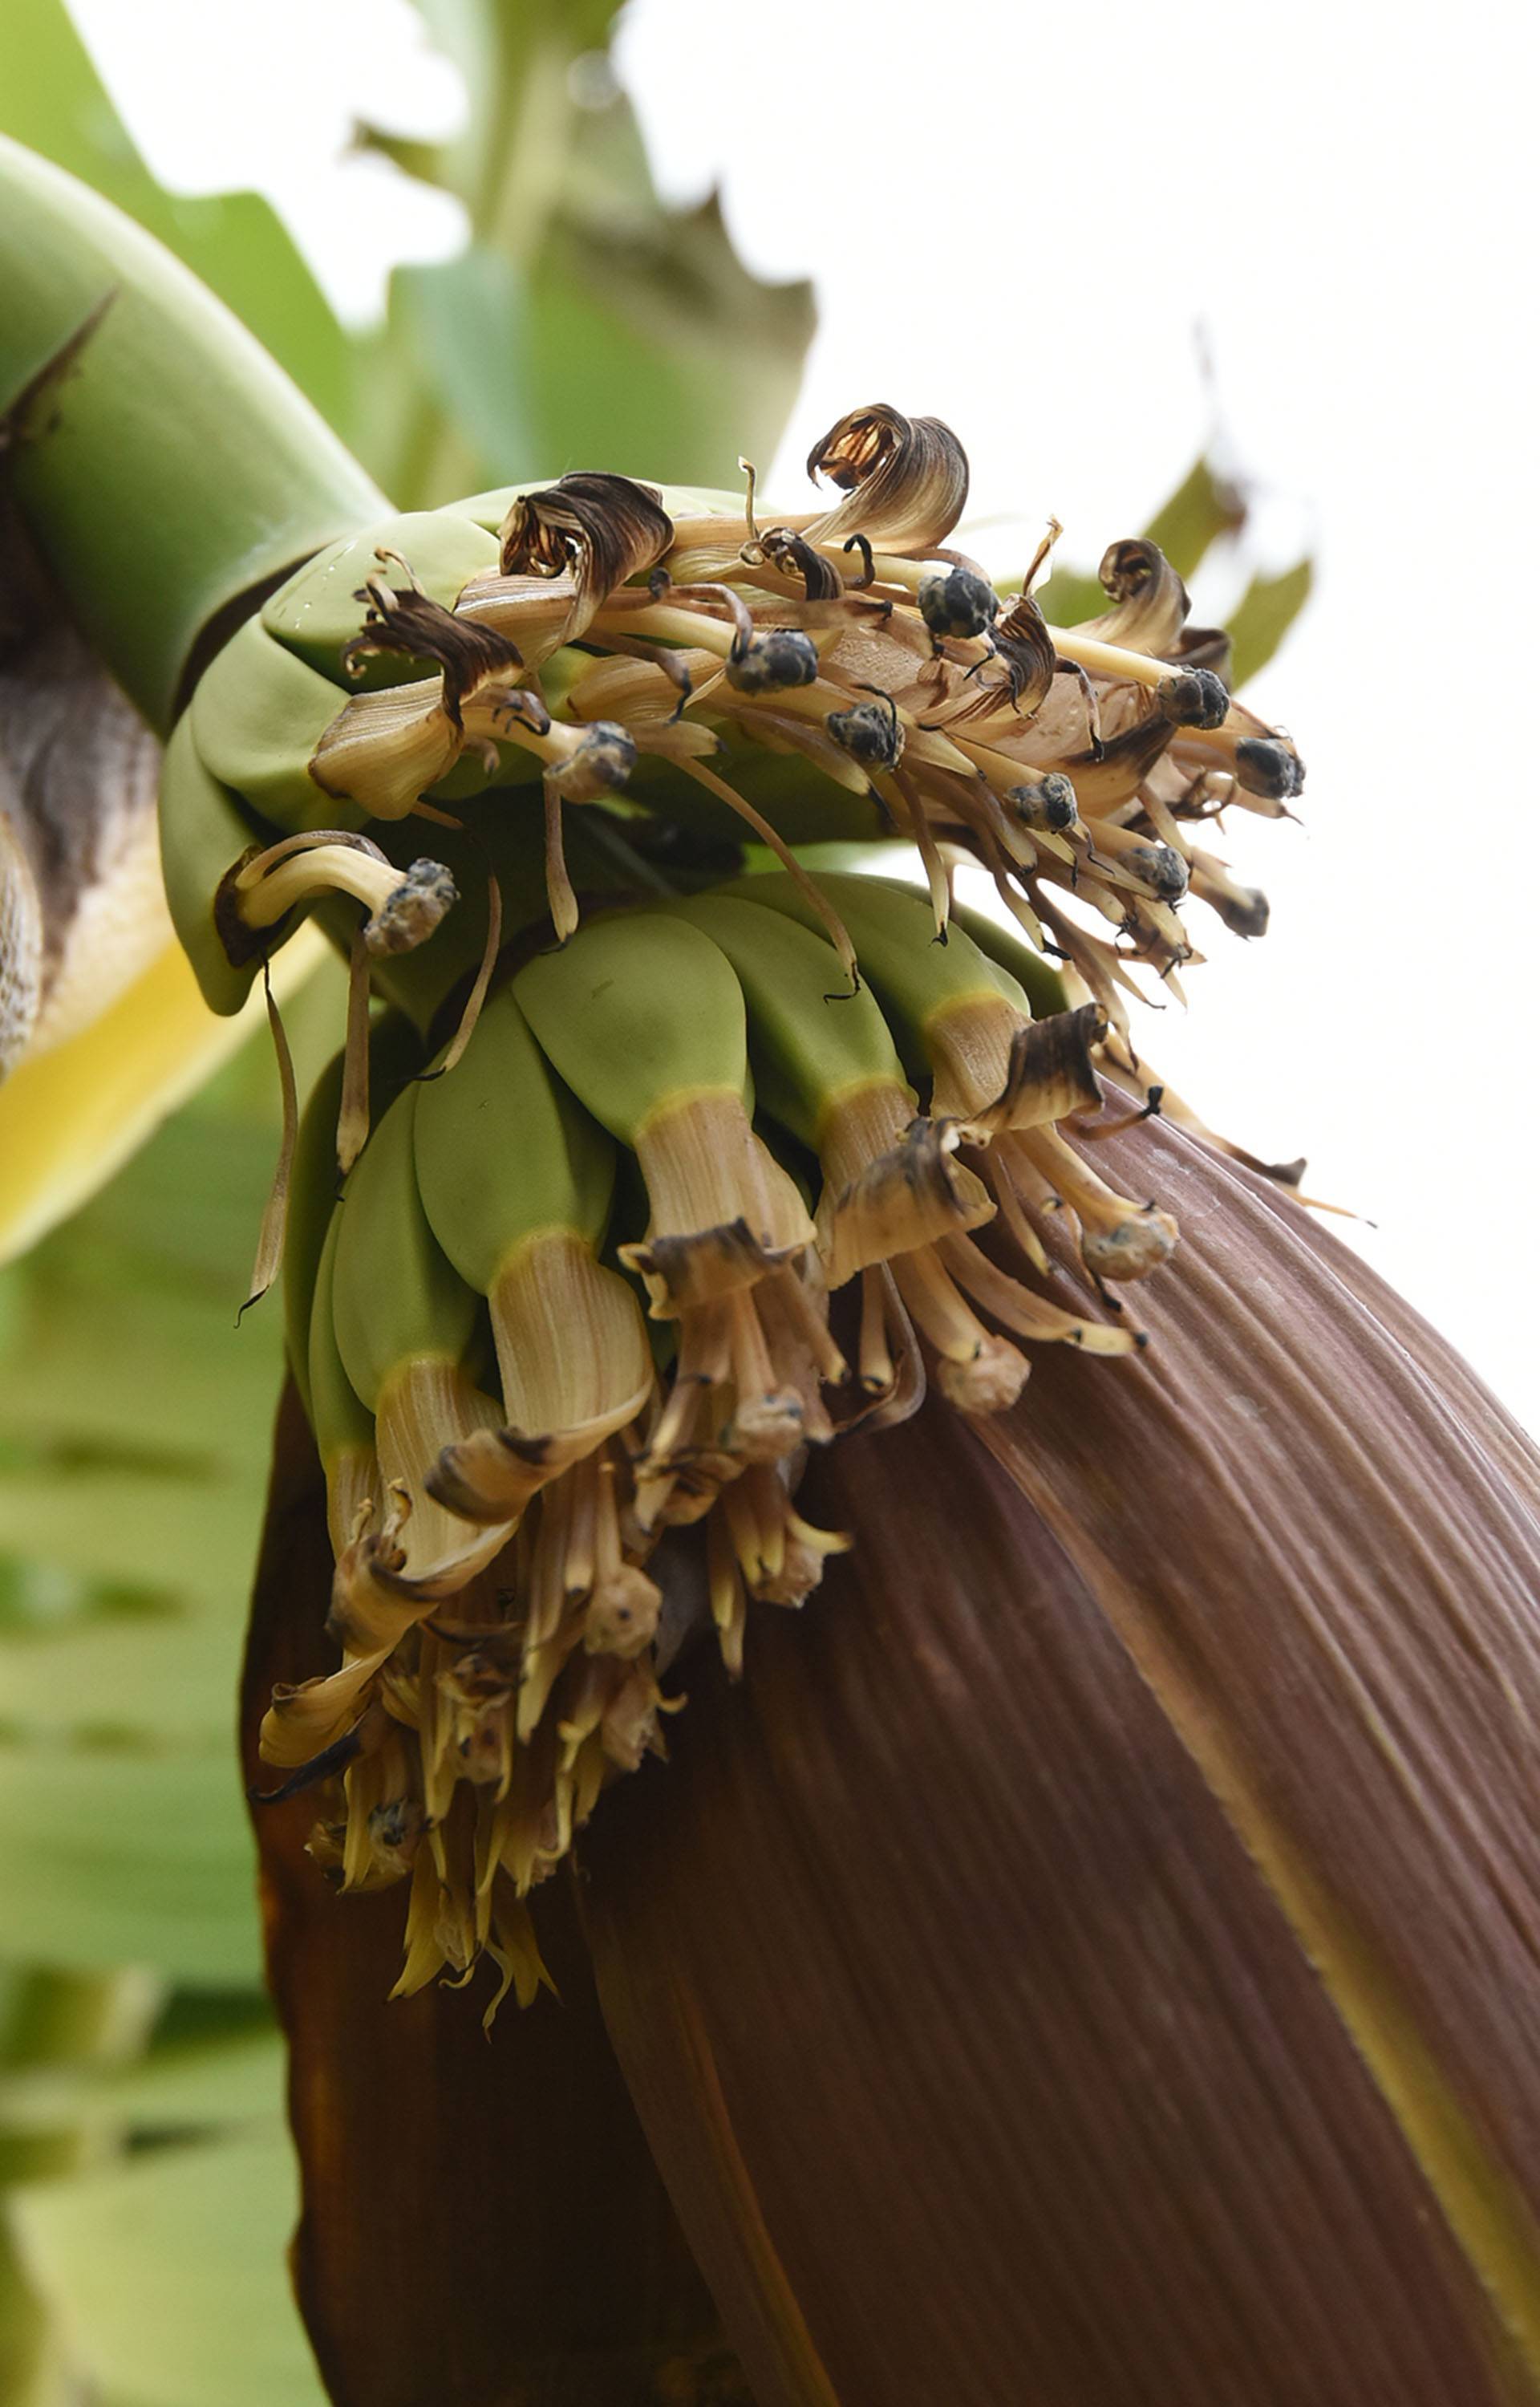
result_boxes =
[930,587,1056,729]
[804,404,970,553]
[958,1001,1107,1139]
[1082,534,1192,654]
[341,579,523,730]
[497,472,675,647]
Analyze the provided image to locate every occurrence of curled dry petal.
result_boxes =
[1080,535,1192,655]
[957,1001,1107,1139]
[581,1111,1540,2407]
[803,404,970,554]
[341,582,523,729]
[931,587,1058,730]
[815,1116,993,1291]
[497,472,675,648]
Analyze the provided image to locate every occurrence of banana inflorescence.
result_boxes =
[145,396,1301,2003]
[258,870,1194,2003]
[170,408,1299,1065]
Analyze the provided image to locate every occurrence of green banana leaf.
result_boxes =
[13,2133,328,2407]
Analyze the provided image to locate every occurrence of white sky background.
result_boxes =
[67,0,1540,1430]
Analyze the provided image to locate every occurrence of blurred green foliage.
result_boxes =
[0,0,814,511]
[0,963,348,2405]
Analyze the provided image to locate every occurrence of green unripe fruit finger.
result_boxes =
[415,991,617,1292]
[723,872,1031,1087]
[191,617,362,834]
[946,897,1068,1021]
[515,915,749,1146]
[331,1082,479,1411]
[157,711,278,1016]
[659,893,908,1151]
[308,1213,375,1471]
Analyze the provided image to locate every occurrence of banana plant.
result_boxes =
[9,73,1525,2407]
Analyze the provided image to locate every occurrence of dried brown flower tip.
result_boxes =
[497,470,675,643]
[804,403,971,551]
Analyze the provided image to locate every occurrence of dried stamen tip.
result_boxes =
[725,627,820,694]
[1157,667,1231,729]
[1197,869,1271,939]
[1007,774,1078,833]
[585,1565,662,1658]
[1119,842,1189,902]
[936,1333,1030,1415]
[827,692,905,772]
[727,1387,806,1462]
[1082,1208,1178,1281]
[918,565,999,642]
[364,858,459,956]
[1234,737,1306,801]
[546,721,638,802]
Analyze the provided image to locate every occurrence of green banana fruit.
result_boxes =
[305,1211,379,1559]
[655,891,907,1155]
[189,615,368,834]
[413,989,616,1290]
[413,987,654,1527]
[261,512,502,689]
[721,869,1035,1116]
[157,708,284,1017]
[285,1012,426,1420]
[513,913,751,1146]
[330,1079,480,1414]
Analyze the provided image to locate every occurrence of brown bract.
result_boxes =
[498,472,675,648]
[803,404,970,554]
[584,1117,1540,2407]
[248,1107,1540,2407]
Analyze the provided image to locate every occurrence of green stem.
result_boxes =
[0,139,389,733]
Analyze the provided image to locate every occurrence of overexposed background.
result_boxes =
[65,0,1540,1429]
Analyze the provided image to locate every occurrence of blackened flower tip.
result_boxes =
[1235,735,1307,801]
[363,858,459,957]
[724,626,821,694]
[221,832,456,964]
[918,564,1000,642]
[1158,666,1231,729]
[547,720,637,802]
[1007,774,1079,833]
[827,692,905,772]
[1118,842,1190,903]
